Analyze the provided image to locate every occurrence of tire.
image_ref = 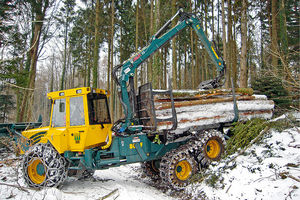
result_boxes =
[159,145,197,190]
[197,129,226,167]
[23,143,68,188]
[141,160,161,180]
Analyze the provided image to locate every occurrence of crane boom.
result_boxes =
[113,9,225,133]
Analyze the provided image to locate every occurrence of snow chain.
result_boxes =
[23,143,68,188]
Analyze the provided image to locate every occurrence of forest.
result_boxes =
[0,0,299,124]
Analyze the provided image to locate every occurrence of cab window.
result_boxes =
[70,96,85,126]
[51,98,66,127]
[88,94,111,125]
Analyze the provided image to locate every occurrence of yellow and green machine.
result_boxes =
[9,9,228,189]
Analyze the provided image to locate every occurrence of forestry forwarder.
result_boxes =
[19,9,227,189]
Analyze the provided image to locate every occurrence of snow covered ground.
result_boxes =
[0,125,299,200]
[185,126,300,200]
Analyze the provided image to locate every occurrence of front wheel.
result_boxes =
[23,143,68,188]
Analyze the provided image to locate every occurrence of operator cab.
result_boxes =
[47,87,113,153]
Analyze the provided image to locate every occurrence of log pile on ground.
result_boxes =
[153,88,274,132]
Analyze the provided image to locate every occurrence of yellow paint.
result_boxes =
[27,159,46,184]
[129,142,143,149]
[211,47,219,60]
[206,139,221,159]
[175,160,192,181]
[21,87,113,154]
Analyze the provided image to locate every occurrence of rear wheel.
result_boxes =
[159,146,197,190]
[141,160,160,180]
[23,143,68,188]
[197,130,225,167]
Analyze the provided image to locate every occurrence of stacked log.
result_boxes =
[152,88,274,132]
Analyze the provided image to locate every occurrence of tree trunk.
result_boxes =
[60,21,68,90]
[153,0,160,89]
[110,0,115,122]
[184,43,187,88]
[107,38,111,90]
[92,0,101,88]
[18,0,49,122]
[271,0,279,73]
[178,45,181,89]
[135,0,139,89]
[141,0,148,85]
[240,0,248,88]
[279,0,288,80]
[164,46,167,89]
[212,0,216,78]
[204,0,209,80]
[87,38,92,86]
[190,0,195,89]
[171,0,177,89]
[225,0,233,88]
[148,0,154,83]
[221,0,228,88]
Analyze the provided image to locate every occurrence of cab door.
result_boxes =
[68,95,87,151]
[85,93,112,149]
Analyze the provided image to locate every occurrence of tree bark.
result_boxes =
[189,0,195,89]
[171,0,177,89]
[153,0,160,89]
[110,0,115,122]
[226,0,233,88]
[271,0,279,73]
[92,0,101,88]
[18,0,49,122]
[221,0,228,88]
[148,0,154,83]
[240,0,248,88]
[135,0,139,89]
[279,0,288,80]
[212,0,216,78]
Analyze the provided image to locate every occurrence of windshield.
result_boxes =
[88,94,111,125]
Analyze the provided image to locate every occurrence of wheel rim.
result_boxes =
[27,159,46,184]
[175,160,192,181]
[206,139,221,159]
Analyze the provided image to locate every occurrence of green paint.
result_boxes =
[176,166,182,173]
[65,134,187,171]
[36,163,45,175]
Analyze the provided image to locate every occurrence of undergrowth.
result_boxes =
[225,118,268,156]
[225,115,296,156]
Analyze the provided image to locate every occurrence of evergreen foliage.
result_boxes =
[0,93,15,123]
[252,75,291,109]
[226,118,268,156]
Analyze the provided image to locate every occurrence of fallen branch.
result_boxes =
[287,175,300,182]
[0,182,39,193]
[98,189,119,200]
[61,191,86,194]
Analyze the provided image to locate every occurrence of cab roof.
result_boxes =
[47,87,109,99]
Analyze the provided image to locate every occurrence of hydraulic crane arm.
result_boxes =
[112,9,225,133]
